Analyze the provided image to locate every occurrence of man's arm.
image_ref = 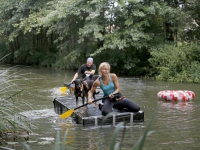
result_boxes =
[85,69,95,75]
[84,64,96,75]
[71,72,78,83]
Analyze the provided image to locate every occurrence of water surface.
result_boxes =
[2,66,200,150]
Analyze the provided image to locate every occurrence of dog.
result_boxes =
[72,78,99,113]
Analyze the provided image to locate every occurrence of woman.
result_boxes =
[88,62,140,116]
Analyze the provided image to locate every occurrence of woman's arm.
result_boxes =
[110,73,120,95]
[88,80,100,104]
[108,73,120,99]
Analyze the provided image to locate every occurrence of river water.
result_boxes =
[2,66,200,150]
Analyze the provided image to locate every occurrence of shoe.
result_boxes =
[98,104,103,110]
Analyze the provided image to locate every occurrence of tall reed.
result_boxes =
[0,66,33,135]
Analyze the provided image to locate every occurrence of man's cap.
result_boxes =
[87,57,93,62]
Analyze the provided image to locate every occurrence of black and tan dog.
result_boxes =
[72,78,99,113]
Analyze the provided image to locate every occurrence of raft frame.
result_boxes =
[53,94,144,126]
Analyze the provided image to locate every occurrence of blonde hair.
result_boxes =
[98,62,110,76]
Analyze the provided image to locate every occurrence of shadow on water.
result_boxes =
[1,66,200,150]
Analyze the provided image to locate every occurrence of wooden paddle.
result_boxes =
[59,93,119,119]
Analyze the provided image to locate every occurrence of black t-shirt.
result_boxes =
[78,64,96,78]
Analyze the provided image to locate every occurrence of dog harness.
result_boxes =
[99,74,115,96]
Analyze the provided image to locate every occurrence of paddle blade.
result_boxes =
[60,109,74,119]
[60,86,67,92]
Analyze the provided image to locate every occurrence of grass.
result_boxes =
[0,66,31,134]
[0,65,43,149]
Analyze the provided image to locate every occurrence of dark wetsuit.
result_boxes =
[99,74,140,116]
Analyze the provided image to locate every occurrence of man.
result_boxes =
[71,57,96,83]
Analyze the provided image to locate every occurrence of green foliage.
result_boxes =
[149,42,200,83]
[0,0,60,65]
[0,42,11,64]
[40,52,56,67]
[180,0,200,41]
[0,0,200,81]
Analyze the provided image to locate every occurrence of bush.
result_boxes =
[148,42,200,83]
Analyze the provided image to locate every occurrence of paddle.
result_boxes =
[59,74,83,93]
[59,93,120,119]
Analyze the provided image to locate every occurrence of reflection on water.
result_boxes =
[1,66,200,150]
[159,100,195,111]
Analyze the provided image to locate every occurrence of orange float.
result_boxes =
[157,90,195,101]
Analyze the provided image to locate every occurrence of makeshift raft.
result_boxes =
[53,94,144,126]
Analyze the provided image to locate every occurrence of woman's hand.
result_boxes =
[88,98,93,104]
[109,93,115,99]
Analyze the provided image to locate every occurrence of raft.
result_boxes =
[157,90,195,101]
[53,94,144,126]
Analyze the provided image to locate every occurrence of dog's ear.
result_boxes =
[82,81,89,90]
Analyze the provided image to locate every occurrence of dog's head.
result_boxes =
[73,79,82,90]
